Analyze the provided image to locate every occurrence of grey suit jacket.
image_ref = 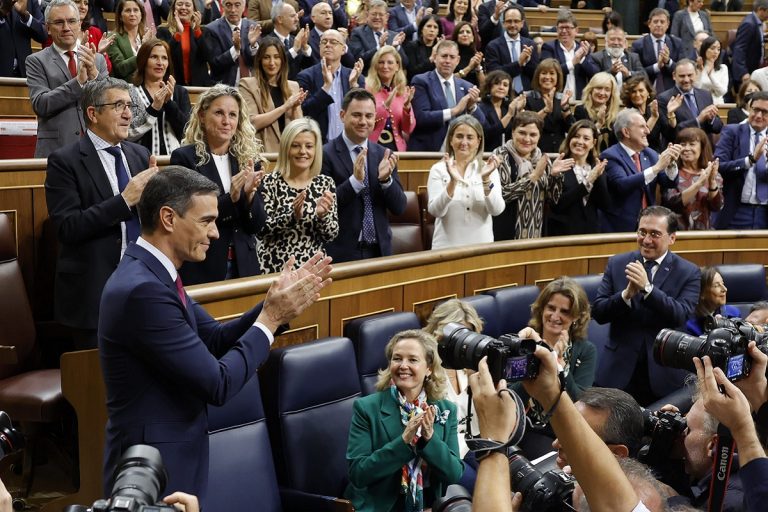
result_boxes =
[584,49,646,82]
[26,46,108,158]
[670,9,712,58]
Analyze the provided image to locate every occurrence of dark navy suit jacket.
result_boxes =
[658,86,722,144]
[732,12,765,85]
[45,137,149,330]
[99,242,270,507]
[712,122,765,229]
[0,4,46,77]
[299,0,347,28]
[348,24,403,73]
[308,28,355,67]
[476,0,532,50]
[592,250,701,398]
[409,70,486,151]
[484,35,538,92]
[321,136,407,262]
[631,34,685,93]
[170,145,266,284]
[600,143,677,233]
[204,17,257,85]
[540,40,589,98]
[387,5,418,39]
[296,62,365,143]
[88,0,114,32]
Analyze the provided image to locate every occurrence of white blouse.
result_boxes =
[695,64,729,105]
[427,159,505,250]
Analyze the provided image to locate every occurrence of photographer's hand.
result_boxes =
[734,341,768,412]
[468,356,518,441]
[163,492,200,512]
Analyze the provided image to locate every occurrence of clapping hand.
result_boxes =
[480,154,500,182]
[443,154,463,183]
[667,94,684,115]
[316,190,335,218]
[293,190,306,221]
[353,147,367,181]
[378,148,398,182]
[403,86,415,111]
[550,153,575,176]
[587,159,607,184]
[349,58,364,87]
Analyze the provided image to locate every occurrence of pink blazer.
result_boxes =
[367,87,416,152]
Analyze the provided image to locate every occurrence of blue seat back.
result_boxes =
[571,274,604,303]
[459,295,501,338]
[344,312,421,396]
[718,264,768,317]
[207,375,281,512]
[484,285,541,336]
[260,337,362,498]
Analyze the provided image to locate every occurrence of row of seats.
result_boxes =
[205,263,768,509]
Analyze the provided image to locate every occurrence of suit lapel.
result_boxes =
[740,124,751,159]
[334,137,354,178]
[127,244,194,323]
[123,143,145,177]
[379,392,405,443]
[47,46,71,82]
[653,252,675,289]
[80,137,116,200]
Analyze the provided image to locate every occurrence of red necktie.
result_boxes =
[66,50,77,78]
[632,153,648,209]
[175,275,187,308]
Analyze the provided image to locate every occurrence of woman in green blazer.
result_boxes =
[345,329,464,512]
[108,0,149,81]
[512,276,598,457]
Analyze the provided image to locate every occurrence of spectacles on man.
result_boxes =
[637,229,665,240]
[49,18,80,27]
[95,101,138,115]
[320,38,343,47]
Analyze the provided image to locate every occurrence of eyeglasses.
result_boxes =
[320,38,344,47]
[557,25,575,31]
[48,18,80,27]
[637,229,665,239]
[751,106,768,117]
[95,101,138,114]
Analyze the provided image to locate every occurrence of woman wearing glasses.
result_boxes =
[686,266,739,336]
[170,84,266,284]
[107,0,154,81]
[128,38,190,156]
[240,37,305,153]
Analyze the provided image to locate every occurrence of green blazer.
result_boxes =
[107,32,138,81]
[345,390,464,512]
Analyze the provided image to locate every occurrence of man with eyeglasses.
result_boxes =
[593,206,701,406]
[204,0,259,85]
[44,77,158,349]
[484,5,538,95]
[348,0,406,74]
[0,0,46,78]
[26,0,108,158]
[307,1,354,67]
[540,9,590,99]
[713,90,768,229]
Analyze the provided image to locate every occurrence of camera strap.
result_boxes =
[466,388,527,461]
[707,424,735,512]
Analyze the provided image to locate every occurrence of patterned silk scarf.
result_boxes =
[391,385,450,512]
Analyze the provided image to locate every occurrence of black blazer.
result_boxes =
[321,136,407,262]
[484,35,538,93]
[525,95,574,154]
[133,84,191,154]
[157,26,213,86]
[45,137,150,330]
[547,169,610,235]
[0,4,46,77]
[478,100,512,151]
[170,145,267,284]
[402,40,435,81]
[631,34,685,93]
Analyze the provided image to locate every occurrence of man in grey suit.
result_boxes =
[348,0,405,74]
[26,0,107,158]
[583,27,645,88]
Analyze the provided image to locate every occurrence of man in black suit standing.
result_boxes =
[204,0,259,85]
[583,27,645,88]
[270,1,311,79]
[322,89,406,262]
[658,59,722,144]
[732,0,768,91]
[44,77,157,349]
[540,9,591,99]
[0,0,46,77]
[308,1,354,67]
[484,5,538,95]
[631,8,684,95]
[348,0,405,74]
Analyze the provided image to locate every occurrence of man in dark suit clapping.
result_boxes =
[631,8,684,95]
[484,5,538,95]
[322,89,407,262]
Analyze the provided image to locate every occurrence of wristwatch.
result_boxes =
[644,282,653,295]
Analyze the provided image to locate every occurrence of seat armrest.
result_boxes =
[0,345,18,364]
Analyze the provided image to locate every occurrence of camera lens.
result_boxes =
[440,323,496,371]
[509,450,543,501]
[110,445,168,507]
[653,329,707,373]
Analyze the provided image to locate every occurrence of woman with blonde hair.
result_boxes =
[156,0,212,86]
[258,118,339,274]
[345,329,462,512]
[170,84,266,284]
[427,115,504,249]
[107,0,152,81]
[366,45,415,152]
[574,72,621,152]
[240,37,305,153]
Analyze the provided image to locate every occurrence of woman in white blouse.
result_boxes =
[427,115,504,250]
[695,36,729,105]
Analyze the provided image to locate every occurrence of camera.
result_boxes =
[638,409,687,468]
[440,323,540,383]
[0,411,24,459]
[653,319,768,382]
[67,445,176,512]
[509,448,575,512]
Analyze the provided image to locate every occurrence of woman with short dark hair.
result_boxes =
[403,14,442,80]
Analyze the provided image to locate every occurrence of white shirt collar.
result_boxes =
[342,131,368,152]
[136,237,178,281]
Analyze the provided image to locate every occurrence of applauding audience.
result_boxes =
[108,0,153,81]
[365,46,415,152]
[156,0,212,86]
[258,118,339,274]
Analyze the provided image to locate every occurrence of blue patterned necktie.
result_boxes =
[104,145,140,242]
[354,146,377,243]
[684,92,699,117]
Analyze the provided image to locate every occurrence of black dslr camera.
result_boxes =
[440,323,540,383]
[654,317,768,382]
[638,409,687,468]
[509,448,575,512]
[66,445,176,512]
